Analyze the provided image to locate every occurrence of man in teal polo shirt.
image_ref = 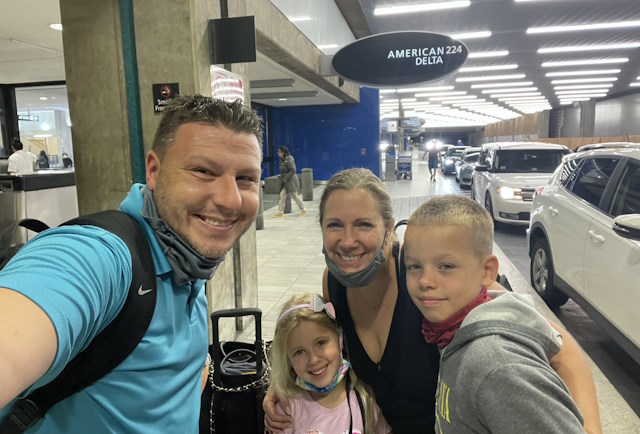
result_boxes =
[0,95,263,433]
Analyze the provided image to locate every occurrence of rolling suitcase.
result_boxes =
[201,308,270,434]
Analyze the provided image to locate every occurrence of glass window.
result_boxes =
[609,161,640,217]
[492,149,566,173]
[464,152,479,163]
[570,157,619,208]
[560,158,582,187]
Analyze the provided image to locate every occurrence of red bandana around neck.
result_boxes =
[421,287,491,349]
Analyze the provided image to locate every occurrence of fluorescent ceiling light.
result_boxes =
[456,74,525,82]
[471,81,533,88]
[554,84,614,90]
[415,91,467,97]
[560,98,591,102]
[555,94,607,99]
[541,58,628,67]
[49,23,63,31]
[379,89,397,94]
[451,31,492,40]
[538,43,640,54]
[278,98,287,101]
[490,92,541,98]
[468,50,509,59]
[317,44,338,49]
[551,77,617,84]
[555,89,610,95]
[482,87,538,94]
[630,83,640,87]
[430,96,478,101]
[288,16,311,22]
[396,86,455,93]
[374,1,470,15]
[545,69,621,77]
[528,20,640,34]
[401,98,417,102]
[458,64,518,73]
[499,97,548,101]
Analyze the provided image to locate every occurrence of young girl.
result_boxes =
[270,293,390,434]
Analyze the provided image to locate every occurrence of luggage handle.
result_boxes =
[210,308,263,385]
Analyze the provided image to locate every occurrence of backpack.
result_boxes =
[0,211,157,434]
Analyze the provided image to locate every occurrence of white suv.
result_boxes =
[471,142,570,225]
[528,146,640,364]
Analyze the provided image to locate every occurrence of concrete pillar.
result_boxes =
[301,168,313,200]
[59,0,257,340]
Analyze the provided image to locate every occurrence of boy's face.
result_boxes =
[404,223,498,323]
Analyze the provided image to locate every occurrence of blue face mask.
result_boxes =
[295,358,351,394]
[322,237,387,288]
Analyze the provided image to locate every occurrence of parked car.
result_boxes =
[575,141,640,152]
[471,142,571,225]
[440,146,468,175]
[455,146,481,186]
[527,145,640,364]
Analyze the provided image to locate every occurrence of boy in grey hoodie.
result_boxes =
[403,195,585,433]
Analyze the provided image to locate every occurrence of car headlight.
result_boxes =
[497,186,522,200]
[445,158,452,164]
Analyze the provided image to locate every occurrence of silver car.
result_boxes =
[455,147,481,187]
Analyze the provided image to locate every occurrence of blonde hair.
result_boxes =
[408,195,494,259]
[270,293,380,432]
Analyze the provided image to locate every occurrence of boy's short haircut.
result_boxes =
[408,195,494,259]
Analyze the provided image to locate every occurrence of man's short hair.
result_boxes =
[11,138,24,150]
[408,195,494,259]
[151,95,263,160]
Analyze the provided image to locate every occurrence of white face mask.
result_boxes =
[322,237,387,288]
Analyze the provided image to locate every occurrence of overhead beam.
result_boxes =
[334,0,371,39]
[250,91,318,99]
[249,78,295,88]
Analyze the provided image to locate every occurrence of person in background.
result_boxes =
[7,138,37,174]
[264,168,602,434]
[456,139,465,146]
[62,152,73,168]
[37,150,50,169]
[404,195,587,433]
[0,95,263,433]
[271,293,391,434]
[422,146,439,182]
[272,145,307,218]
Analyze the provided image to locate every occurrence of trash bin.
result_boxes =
[300,168,313,201]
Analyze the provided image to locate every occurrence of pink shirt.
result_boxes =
[277,389,390,434]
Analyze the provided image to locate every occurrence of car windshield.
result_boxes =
[464,153,479,163]
[447,148,466,158]
[493,149,566,173]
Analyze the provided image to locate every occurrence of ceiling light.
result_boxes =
[430,96,478,101]
[374,1,470,15]
[458,64,518,73]
[551,77,617,84]
[415,91,467,97]
[554,84,614,90]
[499,97,548,102]
[560,98,591,102]
[49,23,63,31]
[541,58,629,67]
[278,98,287,101]
[555,94,607,99]
[555,89,610,95]
[545,69,621,77]
[527,20,640,34]
[451,31,492,40]
[317,44,338,50]
[39,97,48,100]
[630,83,640,87]
[396,86,455,93]
[538,43,640,54]
[490,92,541,98]
[379,89,397,94]
[401,98,417,102]
[288,16,311,22]
[482,87,538,94]
[471,81,533,88]
[468,51,509,58]
[456,74,526,82]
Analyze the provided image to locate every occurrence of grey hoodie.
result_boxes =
[434,292,584,433]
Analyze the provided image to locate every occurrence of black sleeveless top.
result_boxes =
[328,243,440,434]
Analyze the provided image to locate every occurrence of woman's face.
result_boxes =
[321,188,390,274]
[277,149,284,159]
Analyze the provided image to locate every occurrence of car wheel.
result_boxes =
[530,238,569,308]
[484,193,494,221]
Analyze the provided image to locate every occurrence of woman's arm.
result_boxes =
[548,320,602,434]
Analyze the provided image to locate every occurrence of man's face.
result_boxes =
[146,122,262,259]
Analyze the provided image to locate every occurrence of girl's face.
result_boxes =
[287,320,341,389]
[321,188,391,274]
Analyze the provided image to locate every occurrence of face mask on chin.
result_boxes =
[322,236,388,288]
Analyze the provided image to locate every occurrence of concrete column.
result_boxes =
[579,100,596,137]
[59,0,258,341]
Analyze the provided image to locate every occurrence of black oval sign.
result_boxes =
[332,31,468,88]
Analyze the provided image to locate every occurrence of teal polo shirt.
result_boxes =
[0,184,208,433]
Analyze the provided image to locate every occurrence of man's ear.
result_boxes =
[145,150,160,190]
[481,254,499,288]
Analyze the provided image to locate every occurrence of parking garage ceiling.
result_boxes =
[1,0,640,127]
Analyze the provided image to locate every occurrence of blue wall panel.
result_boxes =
[268,87,380,180]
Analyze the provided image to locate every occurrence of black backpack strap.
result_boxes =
[0,220,51,270]
[0,211,156,433]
